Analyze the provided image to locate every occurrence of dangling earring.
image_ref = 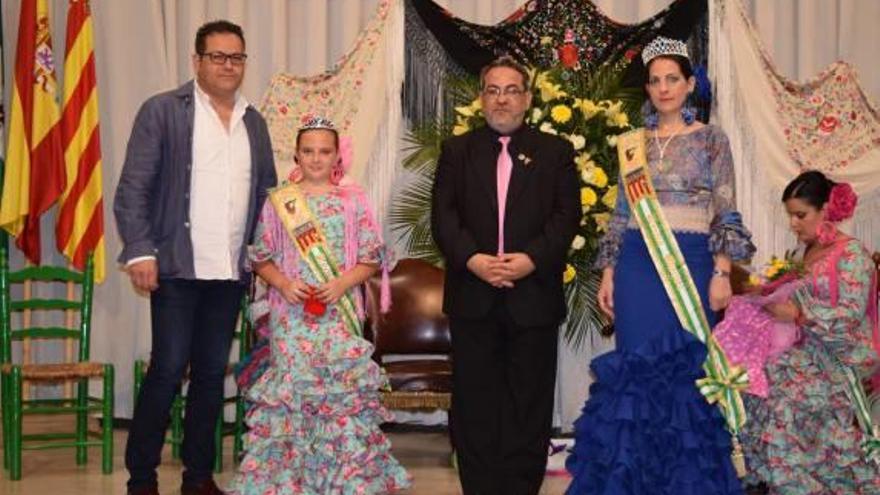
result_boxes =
[288,164,303,183]
[816,221,838,245]
[681,93,696,125]
[641,100,659,130]
[329,161,344,185]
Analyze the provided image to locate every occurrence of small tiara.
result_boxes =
[641,36,689,65]
[300,116,336,131]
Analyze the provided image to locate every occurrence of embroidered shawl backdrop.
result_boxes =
[259,0,404,225]
[710,0,880,265]
[405,0,709,125]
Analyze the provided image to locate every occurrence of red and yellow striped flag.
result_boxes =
[0,0,66,264]
[57,0,105,282]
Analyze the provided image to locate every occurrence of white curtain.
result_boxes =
[2,0,877,425]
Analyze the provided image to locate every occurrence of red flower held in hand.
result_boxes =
[303,286,326,316]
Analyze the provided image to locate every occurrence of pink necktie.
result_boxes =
[496,136,513,254]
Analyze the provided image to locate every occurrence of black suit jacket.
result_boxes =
[431,124,581,327]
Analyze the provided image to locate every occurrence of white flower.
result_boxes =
[531,108,544,123]
[571,235,586,250]
[539,122,558,135]
[568,134,586,150]
[606,135,618,148]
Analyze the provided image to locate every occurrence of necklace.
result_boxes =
[653,122,685,173]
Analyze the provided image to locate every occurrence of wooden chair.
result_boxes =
[0,246,114,480]
[363,259,452,413]
[132,295,252,472]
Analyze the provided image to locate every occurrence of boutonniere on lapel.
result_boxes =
[517,153,533,166]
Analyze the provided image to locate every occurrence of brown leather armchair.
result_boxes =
[363,258,452,411]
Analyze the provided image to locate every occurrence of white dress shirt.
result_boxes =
[188,82,252,280]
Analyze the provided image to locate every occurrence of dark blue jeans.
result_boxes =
[125,279,244,490]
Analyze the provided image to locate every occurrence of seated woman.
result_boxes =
[722,170,880,494]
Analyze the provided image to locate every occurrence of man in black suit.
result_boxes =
[431,56,580,495]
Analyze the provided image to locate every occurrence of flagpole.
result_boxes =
[0,0,7,252]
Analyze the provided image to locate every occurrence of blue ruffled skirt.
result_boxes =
[566,230,743,495]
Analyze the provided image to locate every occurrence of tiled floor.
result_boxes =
[0,417,570,494]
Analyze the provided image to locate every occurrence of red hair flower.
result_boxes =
[825,182,858,223]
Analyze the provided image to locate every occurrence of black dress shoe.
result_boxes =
[181,479,225,495]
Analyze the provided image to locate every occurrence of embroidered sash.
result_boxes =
[617,129,749,475]
[268,184,361,336]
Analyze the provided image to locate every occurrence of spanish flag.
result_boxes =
[0,0,66,265]
[56,0,105,282]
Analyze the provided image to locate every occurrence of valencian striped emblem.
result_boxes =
[269,184,361,336]
[616,129,749,476]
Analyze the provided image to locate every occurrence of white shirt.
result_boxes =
[188,82,252,280]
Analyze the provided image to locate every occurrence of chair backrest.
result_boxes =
[0,245,94,365]
[363,258,450,359]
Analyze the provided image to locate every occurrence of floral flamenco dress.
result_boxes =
[737,237,880,495]
[226,185,411,495]
[565,125,754,495]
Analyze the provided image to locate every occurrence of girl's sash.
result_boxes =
[616,129,749,475]
[268,184,361,336]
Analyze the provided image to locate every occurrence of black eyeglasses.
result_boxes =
[200,51,248,66]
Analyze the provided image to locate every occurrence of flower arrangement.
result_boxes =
[391,64,643,348]
[747,251,806,294]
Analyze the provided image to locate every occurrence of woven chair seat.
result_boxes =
[381,390,451,410]
[1,361,107,380]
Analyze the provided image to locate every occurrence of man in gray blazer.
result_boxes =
[114,20,276,495]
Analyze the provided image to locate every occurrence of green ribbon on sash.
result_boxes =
[269,184,362,336]
[841,365,880,465]
[616,129,749,475]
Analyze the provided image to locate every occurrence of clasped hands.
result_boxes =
[467,253,535,288]
[280,277,347,305]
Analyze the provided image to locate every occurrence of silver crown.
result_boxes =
[300,116,336,131]
[641,36,690,65]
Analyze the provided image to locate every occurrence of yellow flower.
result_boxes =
[748,274,762,287]
[574,153,592,171]
[563,264,577,284]
[602,185,617,209]
[540,36,553,46]
[607,110,629,128]
[606,135,618,148]
[550,105,571,124]
[455,105,475,117]
[536,72,567,102]
[551,105,573,124]
[455,98,480,117]
[452,116,470,136]
[765,266,779,279]
[581,187,598,207]
[593,212,611,232]
[586,167,608,188]
[575,98,602,119]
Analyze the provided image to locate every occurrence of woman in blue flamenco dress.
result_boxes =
[565,37,754,495]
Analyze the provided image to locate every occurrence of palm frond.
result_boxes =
[388,171,443,265]
[401,122,446,174]
[563,253,609,350]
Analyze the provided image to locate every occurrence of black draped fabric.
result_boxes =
[404,0,708,123]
